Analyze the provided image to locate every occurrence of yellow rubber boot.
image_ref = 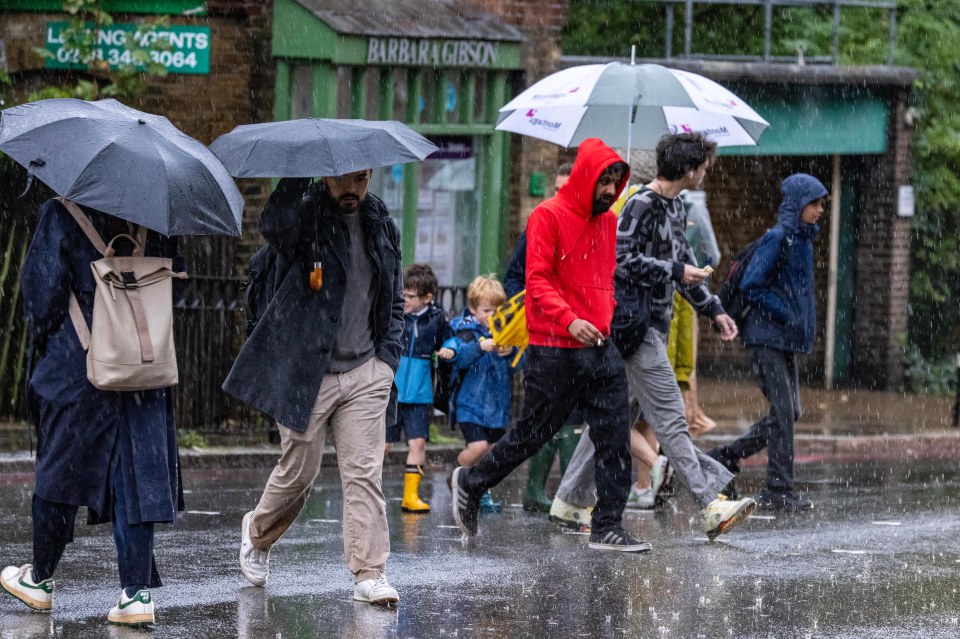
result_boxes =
[401,466,430,513]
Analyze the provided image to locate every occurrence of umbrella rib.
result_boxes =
[239,137,264,178]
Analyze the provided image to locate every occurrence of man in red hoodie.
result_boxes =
[451,138,650,552]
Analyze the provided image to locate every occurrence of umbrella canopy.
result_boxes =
[495,63,769,149]
[0,98,244,236]
[210,118,439,178]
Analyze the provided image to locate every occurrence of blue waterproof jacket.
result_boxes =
[442,309,514,429]
[395,304,451,404]
[741,173,828,354]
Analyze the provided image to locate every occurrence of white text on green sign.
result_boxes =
[45,22,210,75]
[366,38,496,67]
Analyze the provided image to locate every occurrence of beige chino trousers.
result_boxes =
[249,357,394,582]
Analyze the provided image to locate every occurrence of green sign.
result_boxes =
[45,22,210,75]
[7,1,206,15]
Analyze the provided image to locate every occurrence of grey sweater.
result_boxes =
[327,211,376,372]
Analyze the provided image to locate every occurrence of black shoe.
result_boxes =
[588,528,652,553]
[450,466,480,536]
[757,490,814,512]
[720,478,740,500]
[707,447,741,474]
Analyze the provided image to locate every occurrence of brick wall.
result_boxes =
[851,89,913,388]
[473,0,569,36]
[697,88,913,390]
[471,1,570,266]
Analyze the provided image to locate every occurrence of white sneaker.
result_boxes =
[107,589,155,626]
[548,497,592,531]
[1,564,53,611]
[701,494,757,541]
[625,486,655,510]
[239,511,270,586]
[353,576,399,605]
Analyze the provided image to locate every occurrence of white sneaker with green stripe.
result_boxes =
[107,589,155,626]
[1,564,53,611]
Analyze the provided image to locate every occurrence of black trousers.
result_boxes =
[713,346,801,493]
[32,463,161,590]
[462,342,632,533]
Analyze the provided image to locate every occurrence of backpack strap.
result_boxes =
[132,224,147,257]
[56,197,108,256]
[67,293,90,352]
[57,198,151,355]
[57,198,103,352]
[124,285,155,363]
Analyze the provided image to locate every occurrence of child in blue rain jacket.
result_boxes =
[441,275,517,512]
[389,264,452,513]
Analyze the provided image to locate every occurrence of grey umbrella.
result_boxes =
[0,98,244,236]
[209,118,439,178]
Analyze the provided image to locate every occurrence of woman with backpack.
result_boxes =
[1,198,185,626]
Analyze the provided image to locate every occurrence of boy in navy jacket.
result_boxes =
[389,264,452,513]
[441,275,516,512]
[709,173,828,512]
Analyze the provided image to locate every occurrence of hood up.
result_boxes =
[777,173,828,234]
[555,138,629,219]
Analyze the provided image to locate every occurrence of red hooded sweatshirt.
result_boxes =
[525,138,629,348]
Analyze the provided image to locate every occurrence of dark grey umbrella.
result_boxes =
[0,98,243,236]
[209,118,439,178]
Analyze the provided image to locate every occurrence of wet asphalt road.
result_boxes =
[1,459,959,638]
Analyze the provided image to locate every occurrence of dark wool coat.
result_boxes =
[222,179,404,432]
[22,199,184,525]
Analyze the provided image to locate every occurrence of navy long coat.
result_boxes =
[222,179,404,433]
[22,199,184,525]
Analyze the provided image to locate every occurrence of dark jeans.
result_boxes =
[713,346,801,493]
[461,342,632,533]
[33,464,161,590]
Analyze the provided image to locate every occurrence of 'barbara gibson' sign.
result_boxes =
[367,38,496,67]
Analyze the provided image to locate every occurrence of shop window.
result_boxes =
[415,136,480,288]
[473,73,487,123]
[290,65,313,120]
[420,71,436,124]
[364,68,380,120]
[336,66,351,119]
[442,71,461,125]
[370,164,405,232]
[391,68,409,121]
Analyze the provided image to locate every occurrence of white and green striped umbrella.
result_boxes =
[495,62,769,150]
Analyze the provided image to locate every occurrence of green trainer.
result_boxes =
[1,564,54,611]
[107,589,155,626]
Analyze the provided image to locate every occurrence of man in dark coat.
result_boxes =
[709,173,828,512]
[224,169,404,605]
[1,199,184,625]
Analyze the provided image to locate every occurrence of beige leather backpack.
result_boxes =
[58,197,187,391]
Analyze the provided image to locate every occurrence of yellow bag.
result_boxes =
[489,290,528,368]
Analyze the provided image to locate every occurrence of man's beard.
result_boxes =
[592,196,613,214]
[336,195,361,214]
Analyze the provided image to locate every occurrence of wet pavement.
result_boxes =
[1,459,959,638]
